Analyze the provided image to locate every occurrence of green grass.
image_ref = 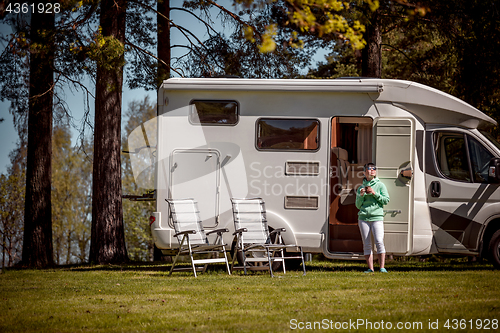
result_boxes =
[1,259,499,332]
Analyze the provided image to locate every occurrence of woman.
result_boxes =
[355,163,390,273]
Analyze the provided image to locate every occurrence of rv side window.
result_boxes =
[468,136,494,182]
[189,100,238,125]
[256,118,319,151]
[435,132,494,183]
[435,133,470,182]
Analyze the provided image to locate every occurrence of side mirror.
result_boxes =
[488,158,500,183]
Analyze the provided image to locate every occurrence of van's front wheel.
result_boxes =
[487,229,500,269]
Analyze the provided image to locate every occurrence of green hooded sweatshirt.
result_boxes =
[355,177,390,221]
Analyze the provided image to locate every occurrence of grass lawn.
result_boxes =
[1,258,499,332]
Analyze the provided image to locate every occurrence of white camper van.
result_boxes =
[148,78,500,268]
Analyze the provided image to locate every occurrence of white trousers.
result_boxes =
[358,220,386,256]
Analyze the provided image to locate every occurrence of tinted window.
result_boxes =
[435,132,495,183]
[468,136,494,182]
[189,100,238,125]
[435,133,470,182]
[257,119,319,150]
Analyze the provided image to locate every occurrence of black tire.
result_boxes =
[487,229,500,269]
[236,250,304,272]
[153,244,173,263]
[231,241,282,271]
[230,228,282,271]
[282,255,304,271]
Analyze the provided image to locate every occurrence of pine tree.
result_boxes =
[89,0,129,264]
[22,8,55,268]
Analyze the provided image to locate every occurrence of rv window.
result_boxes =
[256,119,319,151]
[468,136,494,182]
[435,132,494,183]
[435,133,471,182]
[189,100,238,125]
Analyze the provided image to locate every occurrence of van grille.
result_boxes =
[285,161,319,176]
[285,196,319,209]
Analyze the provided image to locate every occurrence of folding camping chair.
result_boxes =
[165,198,231,277]
[230,198,306,277]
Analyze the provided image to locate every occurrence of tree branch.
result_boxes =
[205,0,261,38]
[380,43,424,73]
[171,7,220,37]
[124,40,184,77]
[127,0,219,62]
[53,70,95,99]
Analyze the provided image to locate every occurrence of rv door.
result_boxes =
[170,149,220,228]
[374,118,414,254]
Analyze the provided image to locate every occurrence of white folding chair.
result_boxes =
[166,198,231,277]
[230,198,306,277]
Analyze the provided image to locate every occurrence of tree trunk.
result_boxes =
[157,0,171,87]
[66,230,72,265]
[89,0,128,264]
[154,0,170,262]
[361,9,381,78]
[2,231,5,268]
[54,235,60,265]
[22,10,55,268]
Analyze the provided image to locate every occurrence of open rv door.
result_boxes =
[374,118,415,254]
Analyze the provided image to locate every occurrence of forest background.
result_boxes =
[1,0,499,268]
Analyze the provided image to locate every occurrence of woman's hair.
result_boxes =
[363,162,376,171]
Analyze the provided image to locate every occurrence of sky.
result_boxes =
[0,1,325,174]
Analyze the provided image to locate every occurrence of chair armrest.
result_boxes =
[173,230,196,238]
[267,228,286,244]
[206,228,229,236]
[232,227,248,236]
[269,228,286,236]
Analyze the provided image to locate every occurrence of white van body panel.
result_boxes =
[150,78,499,260]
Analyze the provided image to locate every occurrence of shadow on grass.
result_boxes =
[315,258,497,273]
[5,257,496,275]
[384,262,496,272]
[64,262,496,276]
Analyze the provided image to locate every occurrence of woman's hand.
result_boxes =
[359,188,366,196]
[365,186,375,195]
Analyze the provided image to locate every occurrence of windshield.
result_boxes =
[479,130,500,152]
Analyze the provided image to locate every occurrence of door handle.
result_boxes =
[430,181,441,197]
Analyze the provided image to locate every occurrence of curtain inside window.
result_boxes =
[357,123,372,165]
